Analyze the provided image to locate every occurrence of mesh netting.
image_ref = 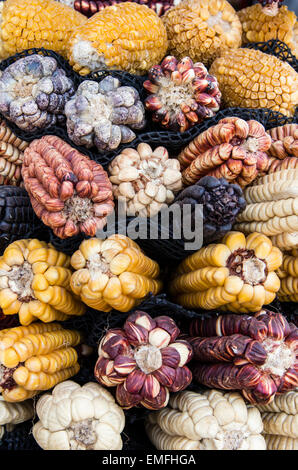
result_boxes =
[244,39,298,72]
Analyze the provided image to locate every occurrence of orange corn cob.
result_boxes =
[0,239,86,325]
[70,234,162,312]
[170,231,282,313]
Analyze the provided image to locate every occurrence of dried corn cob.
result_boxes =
[262,124,298,175]
[22,136,114,239]
[0,239,86,325]
[170,231,282,313]
[178,117,271,188]
[0,322,82,402]
[209,48,298,117]
[0,186,45,254]
[74,0,175,17]
[276,249,298,302]
[238,4,298,58]
[0,399,34,434]
[70,234,162,312]
[145,389,266,450]
[0,0,86,60]
[162,0,242,67]
[0,121,28,186]
[188,309,298,404]
[67,2,168,75]
[234,169,298,250]
[256,390,298,450]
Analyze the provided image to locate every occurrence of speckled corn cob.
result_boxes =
[238,4,298,58]
[67,2,168,75]
[209,48,298,117]
[276,249,298,302]
[0,239,86,325]
[70,234,162,312]
[0,322,82,402]
[0,0,86,60]
[0,121,28,186]
[170,231,282,313]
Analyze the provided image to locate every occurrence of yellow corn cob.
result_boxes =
[162,0,242,67]
[0,322,82,402]
[209,48,298,117]
[276,250,298,302]
[238,4,298,59]
[170,231,282,313]
[0,0,86,60]
[67,2,168,75]
[0,239,85,325]
[70,234,162,312]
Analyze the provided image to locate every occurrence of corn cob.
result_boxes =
[188,309,298,404]
[0,121,28,186]
[70,234,162,312]
[238,4,298,58]
[74,0,175,17]
[170,231,282,313]
[256,390,298,450]
[0,239,86,325]
[145,390,266,450]
[67,2,168,75]
[262,124,298,175]
[234,168,298,250]
[276,249,298,302]
[0,399,34,433]
[178,117,271,188]
[0,322,82,402]
[0,0,86,60]
[162,0,242,67]
[209,48,298,117]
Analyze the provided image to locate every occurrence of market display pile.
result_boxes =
[0,0,297,452]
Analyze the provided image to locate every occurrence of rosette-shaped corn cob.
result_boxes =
[256,390,298,450]
[173,176,246,243]
[145,389,265,449]
[0,322,82,402]
[178,117,271,188]
[32,381,125,450]
[108,143,182,217]
[162,0,242,67]
[94,310,193,409]
[0,186,45,254]
[209,48,298,117]
[70,235,162,312]
[0,399,34,435]
[65,77,145,152]
[67,2,168,75]
[74,0,175,17]
[263,124,298,174]
[169,231,282,313]
[0,239,86,325]
[234,170,298,251]
[0,121,28,186]
[276,250,298,302]
[238,4,298,58]
[0,0,86,60]
[0,55,75,132]
[188,309,298,404]
[143,56,221,132]
[22,136,114,239]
